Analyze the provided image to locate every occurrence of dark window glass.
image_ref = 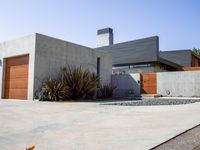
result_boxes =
[97,57,100,75]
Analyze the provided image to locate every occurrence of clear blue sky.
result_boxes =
[0,0,199,50]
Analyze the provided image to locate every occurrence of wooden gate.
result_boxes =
[141,73,157,94]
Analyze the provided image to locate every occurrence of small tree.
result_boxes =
[192,48,200,56]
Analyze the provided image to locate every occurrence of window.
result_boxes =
[112,63,155,70]
[112,66,129,70]
[97,57,100,75]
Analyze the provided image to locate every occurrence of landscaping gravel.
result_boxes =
[104,99,200,106]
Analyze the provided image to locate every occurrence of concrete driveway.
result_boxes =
[1,100,200,150]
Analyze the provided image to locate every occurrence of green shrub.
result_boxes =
[98,84,116,99]
[39,77,69,101]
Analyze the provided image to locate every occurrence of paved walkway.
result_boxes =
[1,99,200,150]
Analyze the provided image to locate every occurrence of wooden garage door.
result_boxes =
[5,55,29,100]
[141,73,157,94]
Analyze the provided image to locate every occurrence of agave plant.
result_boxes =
[39,77,69,101]
[98,84,116,99]
[60,66,100,100]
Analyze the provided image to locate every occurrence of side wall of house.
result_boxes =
[34,34,112,95]
[0,34,36,99]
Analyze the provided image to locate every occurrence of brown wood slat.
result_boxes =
[6,65,28,79]
[181,67,200,71]
[5,89,28,99]
[141,73,157,94]
[6,55,29,67]
[5,78,28,89]
[5,55,29,100]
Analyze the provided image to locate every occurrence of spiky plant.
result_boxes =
[60,66,100,100]
[39,77,69,101]
[98,84,116,99]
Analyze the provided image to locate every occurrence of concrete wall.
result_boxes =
[112,71,200,98]
[0,33,112,100]
[157,71,200,97]
[0,34,36,100]
[112,73,140,98]
[34,34,112,95]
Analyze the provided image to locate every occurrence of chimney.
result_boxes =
[97,28,113,47]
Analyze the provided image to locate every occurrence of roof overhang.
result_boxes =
[158,57,181,68]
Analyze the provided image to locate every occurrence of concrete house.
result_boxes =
[96,28,200,73]
[0,33,112,100]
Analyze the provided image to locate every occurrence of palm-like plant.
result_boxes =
[98,84,116,99]
[60,66,100,100]
[39,77,69,101]
[38,66,100,101]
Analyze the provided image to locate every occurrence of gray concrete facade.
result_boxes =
[157,71,200,97]
[0,33,112,100]
[0,34,36,100]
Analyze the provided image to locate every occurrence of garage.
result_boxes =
[4,55,29,100]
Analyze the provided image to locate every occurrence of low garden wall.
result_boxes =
[111,73,140,98]
[157,71,200,97]
[112,71,200,98]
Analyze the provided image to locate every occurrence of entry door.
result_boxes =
[141,73,157,94]
[5,55,29,100]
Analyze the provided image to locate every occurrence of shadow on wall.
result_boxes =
[112,74,140,99]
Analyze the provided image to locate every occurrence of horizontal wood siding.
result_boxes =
[5,55,29,100]
[181,67,200,71]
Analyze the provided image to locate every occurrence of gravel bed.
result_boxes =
[151,124,200,150]
[104,99,200,106]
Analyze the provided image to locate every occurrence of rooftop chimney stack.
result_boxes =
[97,28,113,47]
